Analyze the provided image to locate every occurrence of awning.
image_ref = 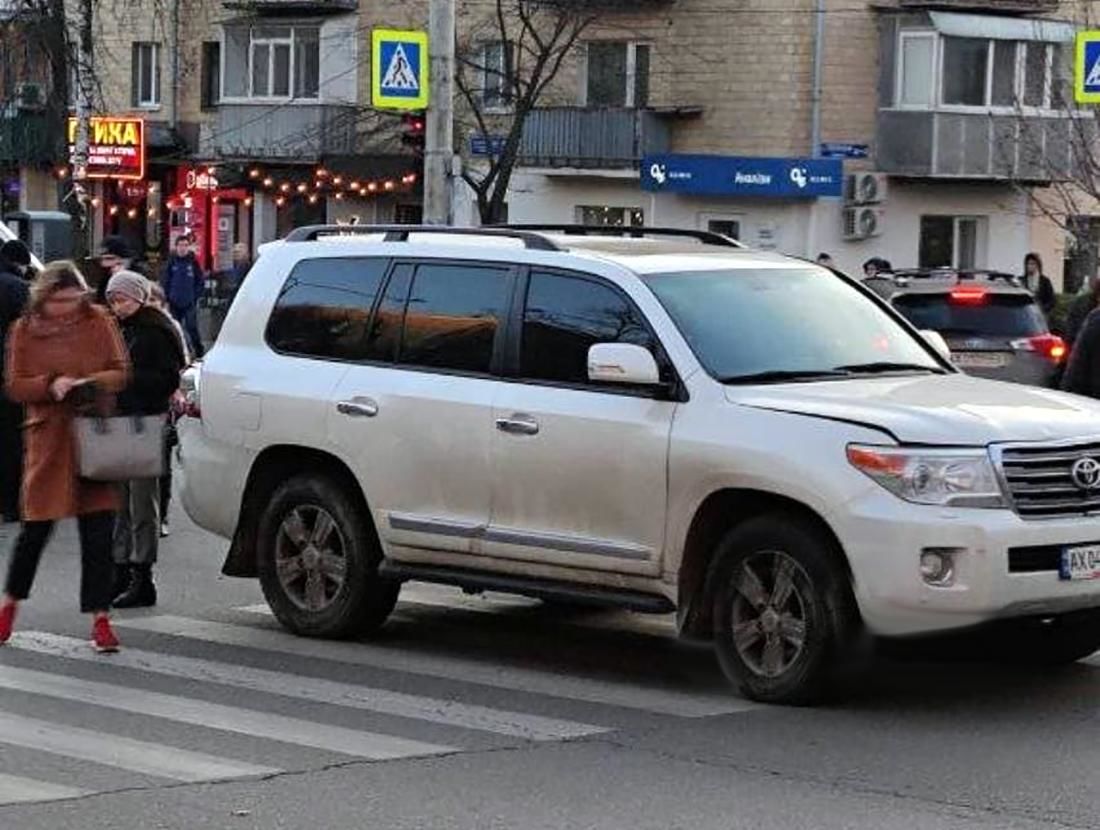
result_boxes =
[929,12,1075,43]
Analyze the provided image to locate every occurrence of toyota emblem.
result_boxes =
[1071,457,1100,490]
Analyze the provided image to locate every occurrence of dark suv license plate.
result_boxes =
[1060,545,1100,581]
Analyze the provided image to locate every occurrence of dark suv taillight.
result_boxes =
[1011,334,1067,363]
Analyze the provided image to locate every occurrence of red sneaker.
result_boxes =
[91,617,120,653]
[0,602,15,645]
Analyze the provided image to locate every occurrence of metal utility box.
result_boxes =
[6,211,73,263]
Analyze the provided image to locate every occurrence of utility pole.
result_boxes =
[424,0,455,225]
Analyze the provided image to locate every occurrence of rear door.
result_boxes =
[891,290,1056,385]
[329,258,517,557]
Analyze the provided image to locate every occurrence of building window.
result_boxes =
[897,32,1068,111]
[131,42,160,108]
[201,41,220,111]
[224,25,319,101]
[707,219,741,240]
[481,41,514,109]
[584,42,650,107]
[919,216,987,269]
[577,206,644,227]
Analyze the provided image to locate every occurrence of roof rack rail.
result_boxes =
[282,224,563,251]
[492,224,746,249]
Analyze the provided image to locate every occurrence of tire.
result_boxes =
[992,609,1100,666]
[257,474,399,639]
[711,514,857,705]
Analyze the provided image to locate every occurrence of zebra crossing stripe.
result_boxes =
[0,666,458,760]
[115,615,758,717]
[0,712,279,782]
[0,773,90,806]
[11,631,609,741]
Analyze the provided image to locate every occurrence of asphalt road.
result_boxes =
[0,506,1098,830]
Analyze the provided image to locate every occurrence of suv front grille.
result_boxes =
[998,442,1100,519]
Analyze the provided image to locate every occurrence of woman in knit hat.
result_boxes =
[105,270,185,608]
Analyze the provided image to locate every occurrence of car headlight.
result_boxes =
[846,445,1006,508]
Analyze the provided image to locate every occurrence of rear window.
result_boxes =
[891,293,1046,337]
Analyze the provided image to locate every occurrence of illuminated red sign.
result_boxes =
[67,117,145,180]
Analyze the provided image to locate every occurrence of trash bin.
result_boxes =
[5,211,73,263]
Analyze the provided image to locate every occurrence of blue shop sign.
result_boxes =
[641,154,844,198]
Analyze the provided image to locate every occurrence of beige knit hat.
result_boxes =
[105,269,150,305]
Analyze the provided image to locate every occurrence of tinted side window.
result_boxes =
[363,264,413,362]
[266,258,388,360]
[521,271,655,385]
[398,263,512,374]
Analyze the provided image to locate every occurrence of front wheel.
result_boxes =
[257,474,398,639]
[711,515,857,705]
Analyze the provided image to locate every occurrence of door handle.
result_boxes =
[337,397,379,418]
[496,414,539,436]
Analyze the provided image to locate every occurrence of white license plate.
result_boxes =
[951,352,1007,369]
[1060,545,1100,581]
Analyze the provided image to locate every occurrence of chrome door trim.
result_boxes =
[385,514,651,561]
[388,513,484,539]
[484,526,651,561]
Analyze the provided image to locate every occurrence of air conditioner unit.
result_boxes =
[15,82,45,111]
[844,172,887,205]
[843,206,883,240]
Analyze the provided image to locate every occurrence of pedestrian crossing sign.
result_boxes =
[1075,31,1100,103]
[372,28,429,110]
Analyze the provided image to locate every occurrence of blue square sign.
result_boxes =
[372,29,429,110]
[1075,32,1100,103]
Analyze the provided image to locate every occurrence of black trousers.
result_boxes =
[4,512,116,612]
[159,428,173,521]
[0,399,23,522]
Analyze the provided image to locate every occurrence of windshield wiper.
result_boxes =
[720,369,852,385]
[832,361,945,375]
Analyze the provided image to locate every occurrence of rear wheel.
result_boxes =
[257,474,398,638]
[711,514,858,705]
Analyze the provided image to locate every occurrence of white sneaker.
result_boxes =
[160,522,170,538]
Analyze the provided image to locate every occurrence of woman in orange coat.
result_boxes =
[0,261,130,651]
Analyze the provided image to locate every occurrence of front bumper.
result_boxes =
[841,489,1100,637]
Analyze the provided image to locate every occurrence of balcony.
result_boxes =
[221,0,355,13]
[518,107,671,170]
[876,110,1093,181]
[201,103,360,161]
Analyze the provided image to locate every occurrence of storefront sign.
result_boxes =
[641,154,843,198]
[186,169,219,191]
[470,135,507,157]
[67,117,145,180]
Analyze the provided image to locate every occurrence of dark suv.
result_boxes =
[865,269,1066,387]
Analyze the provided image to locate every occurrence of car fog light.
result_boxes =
[920,549,957,586]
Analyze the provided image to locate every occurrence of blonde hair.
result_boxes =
[28,260,89,316]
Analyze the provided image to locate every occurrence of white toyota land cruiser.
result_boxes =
[179,225,1100,704]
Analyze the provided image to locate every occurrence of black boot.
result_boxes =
[113,564,157,609]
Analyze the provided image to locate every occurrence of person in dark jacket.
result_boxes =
[0,241,31,522]
[1064,275,1100,348]
[1023,252,1056,318]
[160,234,206,358]
[105,271,185,607]
[96,235,135,306]
[1061,306,1100,399]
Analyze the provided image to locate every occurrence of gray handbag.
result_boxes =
[74,414,167,482]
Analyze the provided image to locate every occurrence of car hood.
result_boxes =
[727,374,1100,445]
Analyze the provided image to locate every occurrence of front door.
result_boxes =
[328,258,516,556]
[484,269,677,576]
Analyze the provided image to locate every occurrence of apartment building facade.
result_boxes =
[481,0,1088,285]
[0,0,1089,284]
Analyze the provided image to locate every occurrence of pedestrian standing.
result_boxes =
[96,235,136,306]
[105,272,185,608]
[148,282,190,538]
[0,261,130,651]
[1022,252,1056,318]
[161,234,206,358]
[1064,274,1100,348]
[0,241,31,523]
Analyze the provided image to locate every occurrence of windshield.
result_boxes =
[643,268,942,382]
[891,293,1046,337]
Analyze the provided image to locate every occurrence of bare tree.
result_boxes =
[455,0,597,225]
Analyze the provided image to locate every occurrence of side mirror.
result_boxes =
[588,343,661,386]
[920,329,952,362]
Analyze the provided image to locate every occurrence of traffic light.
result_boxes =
[401,112,425,156]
